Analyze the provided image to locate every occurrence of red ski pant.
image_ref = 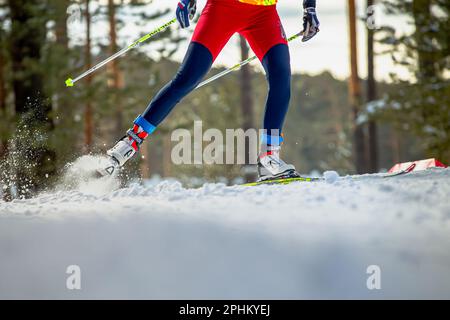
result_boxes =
[192,0,288,61]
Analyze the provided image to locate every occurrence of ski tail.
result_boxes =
[382,163,416,178]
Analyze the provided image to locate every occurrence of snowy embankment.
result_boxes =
[0,166,450,299]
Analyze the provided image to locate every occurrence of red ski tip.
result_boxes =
[388,158,448,174]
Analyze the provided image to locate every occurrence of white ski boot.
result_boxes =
[96,137,137,177]
[257,145,300,182]
[99,139,136,177]
[97,115,153,177]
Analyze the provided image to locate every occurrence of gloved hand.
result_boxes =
[176,0,197,29]
[301,7,320,42]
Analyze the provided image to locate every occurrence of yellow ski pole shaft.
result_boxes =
[65,18,177,88]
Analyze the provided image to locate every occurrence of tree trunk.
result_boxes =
[54,0,70,49]
[84,0,94,151]
[239,35,256,182]
[108,0,124,133]
[366,0,379,173]
[412,0,435,80]
[347,0,367,174]
[52,0,70,128]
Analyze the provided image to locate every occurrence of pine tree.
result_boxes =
[107,0,124,134]
[348,0,367,173]
[379,0,450,161]
[0,15,7,159]
[84,0,94,152]
[7,0,56,198]
[45,0,80,166]
[366,0,379,173]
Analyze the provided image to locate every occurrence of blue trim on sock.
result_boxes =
[261,133,284,146]
[134,115,156,134]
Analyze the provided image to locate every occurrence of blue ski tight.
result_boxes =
[142,41,291,138]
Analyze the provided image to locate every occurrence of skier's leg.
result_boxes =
[240,4,289,140]
[261,43,291,138]
[241,6,297,180]
[144,0,241,126]
[103,42,213,172]
[142,42,213,126]
[101,1,237,175]
[256,44,297,180]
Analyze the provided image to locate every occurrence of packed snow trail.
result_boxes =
[0,168,449,299]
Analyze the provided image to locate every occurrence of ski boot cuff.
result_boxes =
[126,129,145,146]
[125,115,157,151]
[134,115,157,135]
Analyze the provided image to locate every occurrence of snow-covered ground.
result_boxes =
[1,166,450,299]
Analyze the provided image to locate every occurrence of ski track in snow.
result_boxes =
[0,168,449,299]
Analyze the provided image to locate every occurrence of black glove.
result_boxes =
[301,1,320,42]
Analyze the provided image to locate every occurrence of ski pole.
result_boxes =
[196,32,302,90]
[65,18,177,88]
